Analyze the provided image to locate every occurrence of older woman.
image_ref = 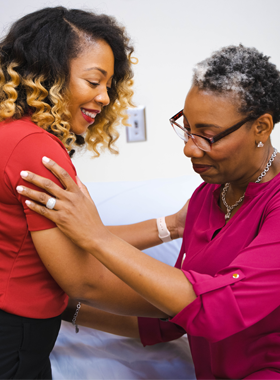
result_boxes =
[18,45,280,379]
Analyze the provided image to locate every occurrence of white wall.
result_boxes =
[1,0,280,182]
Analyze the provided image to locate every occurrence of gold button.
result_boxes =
[232,273,239,279]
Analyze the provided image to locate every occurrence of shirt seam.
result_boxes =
[1,228,30,309]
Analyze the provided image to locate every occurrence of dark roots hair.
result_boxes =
[192,44,280,125]
[0,6,135,156]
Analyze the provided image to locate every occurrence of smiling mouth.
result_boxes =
[81,108,99,119]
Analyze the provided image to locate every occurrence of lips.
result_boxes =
[192,164,213,174]
[81,108,100,124]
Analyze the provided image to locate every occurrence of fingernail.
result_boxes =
[20,171,28,178]
[43,156,50,163]
[16,186,24,193]
[25,200,32,206]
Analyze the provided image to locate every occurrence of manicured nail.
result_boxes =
[20,171,28,178]
[25,200,32,206]
[16,186,24,193]
[43,156,50,163]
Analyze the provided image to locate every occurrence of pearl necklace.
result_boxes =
[221,148,278,220]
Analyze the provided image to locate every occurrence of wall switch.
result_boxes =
[126,106,147,142]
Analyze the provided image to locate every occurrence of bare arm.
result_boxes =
[19,158,196,317]
[31,227,167,318]
[63,298,139,338]
[107,220,164,250]
[77,177,189,250]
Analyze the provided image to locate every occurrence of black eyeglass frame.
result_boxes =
[169,109,255,150]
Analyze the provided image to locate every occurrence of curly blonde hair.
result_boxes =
[0,7,135,156]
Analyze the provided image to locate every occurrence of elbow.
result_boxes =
[64,280,98,301]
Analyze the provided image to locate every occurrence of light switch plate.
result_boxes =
[126,106,147,142]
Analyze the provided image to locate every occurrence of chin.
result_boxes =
[71,124,88,136]
[199,173,224,185]
[70,116,93,135]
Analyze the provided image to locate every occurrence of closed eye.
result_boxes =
[185,124,214,138]
[87,81,99,87]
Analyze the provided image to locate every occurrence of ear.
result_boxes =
[253,113,274,144]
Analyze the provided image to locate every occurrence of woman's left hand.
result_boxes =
[17,157,109,251]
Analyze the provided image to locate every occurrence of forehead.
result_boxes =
[184,86,241,124]
[70,39,114,77]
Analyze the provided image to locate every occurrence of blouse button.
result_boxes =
[232,273,239,279]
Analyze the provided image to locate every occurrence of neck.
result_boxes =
[229,146,277,195]
[221,147,279,220]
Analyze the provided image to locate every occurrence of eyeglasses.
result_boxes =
[169,109,254,152]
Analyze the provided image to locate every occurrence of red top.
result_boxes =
[139,172,280,379]
[0,117,76,319]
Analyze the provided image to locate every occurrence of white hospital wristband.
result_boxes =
[156,217,172,243]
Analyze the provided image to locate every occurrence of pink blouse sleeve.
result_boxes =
[171,196,280,342]
[138,316,186,346]
[138,243,187,346]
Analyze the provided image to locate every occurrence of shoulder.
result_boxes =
[2,117,76,188]
[262,173,280,214]
[0,116,45,139]
[190,181,219,203]
[1,117,72,171]
[0,117,66,150]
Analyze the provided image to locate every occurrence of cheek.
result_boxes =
[68,81,88,106]
[212,138,254,174]
[214,133,247,159]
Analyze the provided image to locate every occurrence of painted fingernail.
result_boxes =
[16,186,24,193]
[25,200,32,206]
[20,171,28,178]
[42,156,50,163]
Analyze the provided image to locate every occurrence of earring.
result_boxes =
[257,142,264,148]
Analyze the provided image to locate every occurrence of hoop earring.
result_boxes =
[257,142,264,148]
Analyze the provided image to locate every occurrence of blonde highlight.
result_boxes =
[0,61,21,119]
[0,6,136,156]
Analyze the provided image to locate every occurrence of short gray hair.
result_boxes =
[192,45,280,124]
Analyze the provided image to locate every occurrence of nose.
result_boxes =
[95,86,110,107]
[183,137,205,159]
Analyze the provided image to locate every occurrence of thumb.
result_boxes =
[76,176,92,199]
[76,175,84,189]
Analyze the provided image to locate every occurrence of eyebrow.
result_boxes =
[84,66,107,76]
[183,113,221,129]
[195,123,221,129]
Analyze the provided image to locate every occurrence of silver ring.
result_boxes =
[46,197,56,210]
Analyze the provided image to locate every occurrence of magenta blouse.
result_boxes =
[138,173,280,379]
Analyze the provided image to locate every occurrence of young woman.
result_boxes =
[20,45,280,379]
[0,6,190,379]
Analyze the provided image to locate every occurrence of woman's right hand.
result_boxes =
[165,199,190,240]
[174,199,190,238]
[76,176,92,200]
[17,157,108,252]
